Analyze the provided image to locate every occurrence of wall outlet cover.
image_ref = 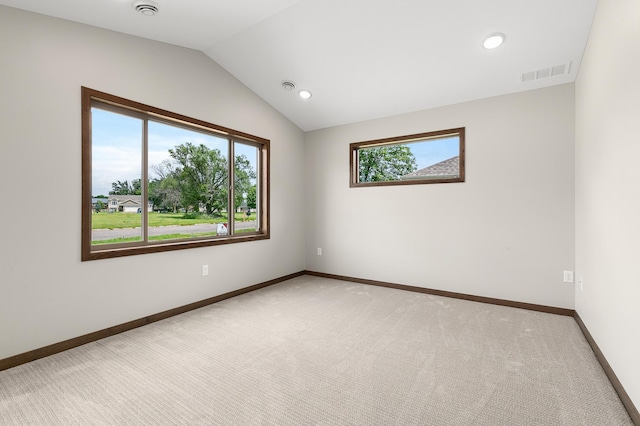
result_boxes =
[563,270,574,283]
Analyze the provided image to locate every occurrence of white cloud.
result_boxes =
[92,145,141,196]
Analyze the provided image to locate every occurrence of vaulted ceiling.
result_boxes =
[0,0,598,131]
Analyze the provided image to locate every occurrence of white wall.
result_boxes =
[575,0,640,409]
[0,6,305,360]
[305,85,575,309]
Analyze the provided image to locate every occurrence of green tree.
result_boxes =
[131,178,142,195]
[233,155,257,210]
[246,185,257,209]
[149,160,181,212]
[358,145,417,182]
[109,179,141,195]
[110,180,129,195]
[167,142,256,216]
[95,200,105,212]
[169,143,227,214]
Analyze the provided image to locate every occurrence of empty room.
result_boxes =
[0,0,638,424]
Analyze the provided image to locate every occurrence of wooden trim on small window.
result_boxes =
[350,127,465,187]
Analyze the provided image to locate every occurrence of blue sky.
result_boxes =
[92,108,257,197]
[406,136,459,170]
[92,109,141,197]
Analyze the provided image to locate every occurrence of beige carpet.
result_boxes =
[0,275,632,425]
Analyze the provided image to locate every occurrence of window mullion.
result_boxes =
[228,138,235,235]
[142,118,149,243]
[255,147,262,232]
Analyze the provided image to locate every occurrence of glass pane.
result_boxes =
[91,108,143,245]
[148,121,229,241]
[233,142,259,234]
[401,136,460,181]
[357,135,461,184]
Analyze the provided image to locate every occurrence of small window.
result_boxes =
[82,87,269,261]
[350,127,465,187]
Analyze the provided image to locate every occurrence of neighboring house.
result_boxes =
[402,156,460,180]
[91,198,109,212]
[105,195,153,213]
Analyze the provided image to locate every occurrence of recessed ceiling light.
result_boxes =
[483,33,505,49]
[299,90,312,99]
[133,1,159,16]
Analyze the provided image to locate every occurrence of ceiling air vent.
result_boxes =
[133,1,159,16]
[521,62,571,83]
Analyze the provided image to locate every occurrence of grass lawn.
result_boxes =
[92,211,256,229]
[92,227,257,245]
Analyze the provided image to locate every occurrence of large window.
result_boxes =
[82,87,269,261]
[350,128,465,187]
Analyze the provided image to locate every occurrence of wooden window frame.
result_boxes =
[81,87,270,261]
[350,127,465,187]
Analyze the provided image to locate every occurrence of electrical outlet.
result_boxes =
[563,270,574,283]
[202,265,209,276]
[317,248,322,256]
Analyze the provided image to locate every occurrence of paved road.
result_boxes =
[92,221,257,241]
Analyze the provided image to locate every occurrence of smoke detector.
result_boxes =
[133,1,159,16]
[282,81,296,91]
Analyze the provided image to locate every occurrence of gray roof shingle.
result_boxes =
[402,156,459,180]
